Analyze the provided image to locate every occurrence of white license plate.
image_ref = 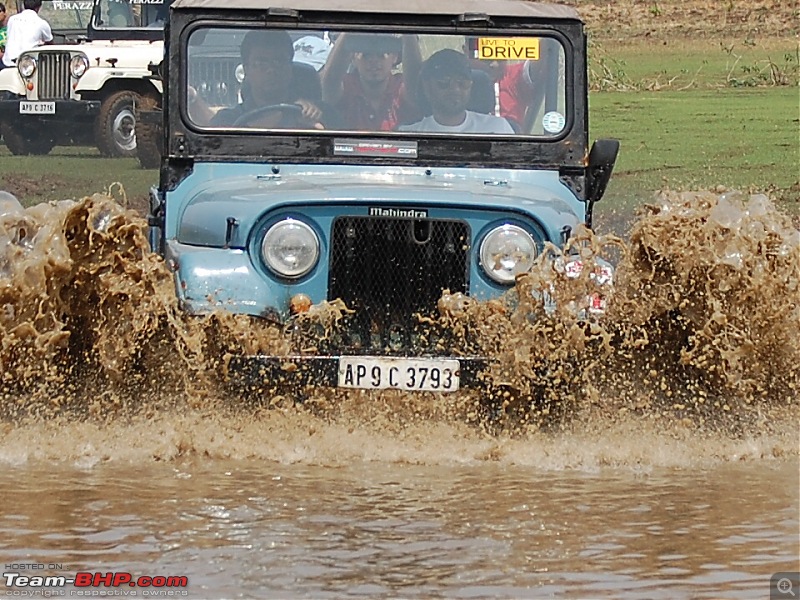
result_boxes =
[19,101,56,114]
[338,357,460,392]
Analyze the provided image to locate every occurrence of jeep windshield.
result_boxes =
[185,26,568,139]
[91,0,168,30]
[36,0,91,32]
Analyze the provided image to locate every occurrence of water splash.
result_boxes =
[0,188,797,464]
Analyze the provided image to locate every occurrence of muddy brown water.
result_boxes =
[0,188,798,599]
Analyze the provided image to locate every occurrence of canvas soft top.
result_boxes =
[169,0,581,21]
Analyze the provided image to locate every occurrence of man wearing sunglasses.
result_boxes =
[398,49,514,134]
[321,32,422,131]
[463,36,553,134]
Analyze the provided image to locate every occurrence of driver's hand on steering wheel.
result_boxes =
[294,99,325,129]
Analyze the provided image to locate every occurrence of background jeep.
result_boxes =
[136,27,246,169]
[152,0,619,403]
[0,0,169,164]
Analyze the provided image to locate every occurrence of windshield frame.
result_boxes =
[87,0,170,41]
[166,8,589,171]
[184,25,572,139]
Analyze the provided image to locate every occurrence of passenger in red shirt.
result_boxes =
[462,37,547,133]
[321,33,422,131]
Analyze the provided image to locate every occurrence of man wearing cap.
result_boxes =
[399,49,514,134]
[321,32,422,131]
[463,36,554,133]
[206,29,330,128]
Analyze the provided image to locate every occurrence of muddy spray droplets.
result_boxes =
[0,189,797,465]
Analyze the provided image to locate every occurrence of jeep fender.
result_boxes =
[0,68,25,96]
[76,70,162,95]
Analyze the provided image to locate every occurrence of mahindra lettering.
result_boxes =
[150,0,619,409]
[0,0,168,162]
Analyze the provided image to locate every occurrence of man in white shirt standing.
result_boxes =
[398,49,514,135]
[1,0,52,69]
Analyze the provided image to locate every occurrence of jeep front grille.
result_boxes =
[36,53,71,100]
[189,58,239,107]
[328,216,470,352]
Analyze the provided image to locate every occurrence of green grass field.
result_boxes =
[591,86,799,220]
[591,38,798,90]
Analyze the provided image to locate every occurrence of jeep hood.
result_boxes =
[80,40,163,69]
[28,40,163,69]
[173,166,583,248]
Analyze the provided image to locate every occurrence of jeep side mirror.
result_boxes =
[586,138,619,203]
[148,61,164,80]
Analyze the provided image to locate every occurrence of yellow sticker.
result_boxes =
[477,38,540,61]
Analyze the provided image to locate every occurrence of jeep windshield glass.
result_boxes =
[92,0,168,30]
[185,27,568,138]
[39,0,92,30]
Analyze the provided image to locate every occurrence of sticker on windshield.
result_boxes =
[333,139,418,158]
[542,111,565,134]
[475,38,540,61]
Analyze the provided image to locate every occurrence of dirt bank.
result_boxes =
[566,0,797,40]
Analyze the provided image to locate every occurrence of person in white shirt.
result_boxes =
[1,0,52,69]
[398,49,514,135]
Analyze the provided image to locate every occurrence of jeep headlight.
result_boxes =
[17,55,36,78]
[261,219,319,279]
[479,224,537,284]
[70,54,89,78]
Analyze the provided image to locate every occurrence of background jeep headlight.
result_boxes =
[261,219,319,279]
[70,54,89,78]
[17,55,36,78]
[479,224,537,284]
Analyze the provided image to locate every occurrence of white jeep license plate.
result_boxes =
[338,357,460,392]
[19,101,56,114]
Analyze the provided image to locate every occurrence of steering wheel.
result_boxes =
[232,103,305,128]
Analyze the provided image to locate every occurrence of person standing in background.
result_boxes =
[1,0,52,69]
[0,4,10,68]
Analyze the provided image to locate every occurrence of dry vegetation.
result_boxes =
[563,0,796,40]
[564,0,799,91]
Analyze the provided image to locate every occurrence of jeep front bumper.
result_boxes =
[0,97,101,122]
[227,354,490,392]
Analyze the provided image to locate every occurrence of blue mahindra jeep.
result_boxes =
[150,0,618,398]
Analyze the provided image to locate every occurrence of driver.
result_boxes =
[209,29,330,128]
